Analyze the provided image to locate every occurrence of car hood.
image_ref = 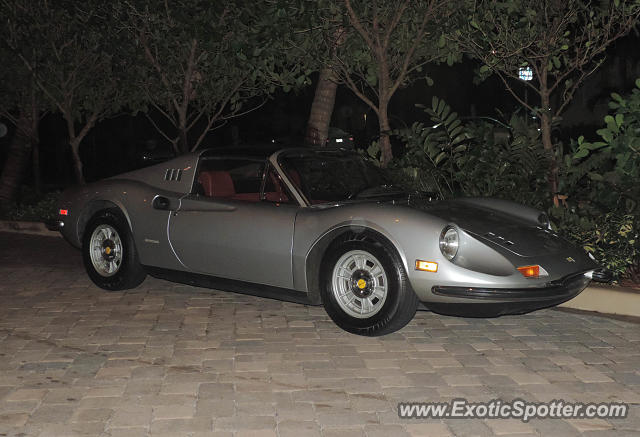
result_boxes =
[408,198,567,257]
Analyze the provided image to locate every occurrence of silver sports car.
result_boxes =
[49,147,602,336]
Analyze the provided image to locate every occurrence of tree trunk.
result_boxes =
[178,117,189,154]
[70,140,85,185]
[32,141,41,194]
[0,110,36,207]
[305,68,338,147]
[175,102,190,154]
[179,129,188,154]
[29,90,42,194]
[169,138,181,156]
[540,81,559,207]
[378,100,392,167]
[64,111,99,185]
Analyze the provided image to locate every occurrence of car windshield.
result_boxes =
[280,151,403,204]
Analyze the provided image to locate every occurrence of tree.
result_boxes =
[0,41,44,206]
[270,0,342,148]
[305,68,340,148]
[311,0,457,166]
[3,0,128,184]
[456,0,640,205]
[122,0,307,154]
[304,26,345,147]
[0,89,42,207]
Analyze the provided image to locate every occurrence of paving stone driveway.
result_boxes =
[0,232,639,437]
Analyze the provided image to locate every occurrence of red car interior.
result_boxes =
[197,170,289,203]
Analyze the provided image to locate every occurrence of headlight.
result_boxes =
[439,225,459,260]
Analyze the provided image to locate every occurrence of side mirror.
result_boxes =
[152,195,172,210]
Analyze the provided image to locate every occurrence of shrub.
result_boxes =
[391,97,471,197]
[551,208,638,277]
[392,96,550,208]
[557,78,640,280]
[0,188,59,222]
[393,89,639,281]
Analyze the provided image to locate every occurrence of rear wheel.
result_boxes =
[320,235,419,336]
[82,209,146,290]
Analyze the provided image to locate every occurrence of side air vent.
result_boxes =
[164,168,183,181]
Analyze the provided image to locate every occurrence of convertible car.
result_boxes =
[49,146,603,336]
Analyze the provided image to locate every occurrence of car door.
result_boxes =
[167,158,299,289]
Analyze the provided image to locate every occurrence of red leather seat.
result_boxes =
[197,172,213,197]
[198,171,235,198]
[266,172,289,202]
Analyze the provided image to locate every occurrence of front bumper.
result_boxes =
[591,268,614,283]
[424,272,591,317]
[45,219,64,232]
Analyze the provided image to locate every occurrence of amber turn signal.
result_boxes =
[415,260,438,272]
[517,265,540,278]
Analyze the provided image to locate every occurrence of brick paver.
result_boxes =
[1,232,639,436]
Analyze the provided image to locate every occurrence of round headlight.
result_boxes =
[439,226,459,260]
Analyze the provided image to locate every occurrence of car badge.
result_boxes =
[566,257,576,263]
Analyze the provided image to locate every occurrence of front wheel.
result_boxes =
[82,209,146,291]
[320,236,419,336]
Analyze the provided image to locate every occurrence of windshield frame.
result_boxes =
[272,148,393,207]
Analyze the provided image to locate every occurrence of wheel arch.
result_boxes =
[77,199,132,244]
[304,225,409,304]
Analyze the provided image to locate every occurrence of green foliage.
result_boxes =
[551,208,638,276]
[392,92,639,279]
[325,0,461,94]
[557,79,640,278]
[457,0,640,203]
[0,189,59,222]
[0,32,40,122]
[121,0,309,153]
[393,97,549,208]
[298,0,462,163]
[567,78,640,212]
[392,97,470,197]
[2,0,130,122]
[1,0,134,183]
[457,115,550,208]
[459,0,640,106]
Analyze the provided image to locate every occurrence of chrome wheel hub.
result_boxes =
[89,224,123,277]
[331,250,388,318]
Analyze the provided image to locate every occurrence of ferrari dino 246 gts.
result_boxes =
[50,147,603,336]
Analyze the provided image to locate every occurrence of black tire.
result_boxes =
[320,234,419,336]
[82,208,146,291]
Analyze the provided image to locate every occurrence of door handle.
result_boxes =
[153,195,170,210]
